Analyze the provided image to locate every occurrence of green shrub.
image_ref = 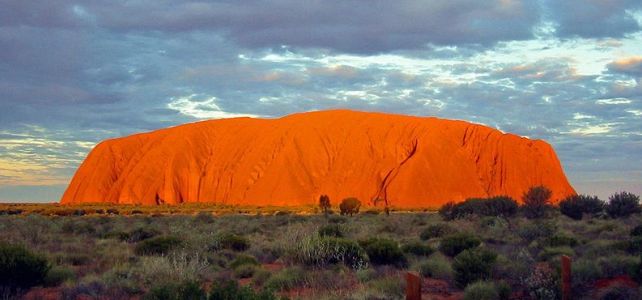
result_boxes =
[144,280,205,300]
[517,221,557,242]
[401,241,434,257]
[367,276,405,299]
[438,196,518,220]
[420,223,454,240]
[463,281,499,300]
[318,224,343,237]
[234,265,257,279]
[606,192,641,218]
[597,254,639,278]
[134,236,183,256]
[439,233,481,257]
[210,280,277,299]
[194,212,214,224]
[359,238,407,267]
[418,255,453,280]
[630,225,642,237]
[122,227,161,243]
[572,259,602,295]
[339,197,361,216]
[452,248,497,288]
[264,267,306,291]
[229,254,259,269]
[0,242,50,294]
[559,194,604,220]
[540,234,579,248]
[211,233,250,252]
[439,202,456,220]
[294,236,368,269]
[43,265,75,287]
[522,185,553,219]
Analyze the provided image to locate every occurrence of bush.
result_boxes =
[229,254,259,269]
[606,192,641,218]
[144,280,206,300]
[318,224,343,237]
[572,259,602,295]
[122,227,161,243]
[339,197,361,216]
[525,263,559,300]
[401,241,434,256]
[418,255,453,280]
[0,242,50,294]
[43,265,75,287]
[439,233,482,257]
[134,236,183,256]
[540,233,579,248]
[631,225,642,237]
[559,194,605,220]
[234,265,257,279]
[438,196,518,220]
[517,220,557,242]
[420,223,455,240]
[463,281,499,300]
[452,248,497,288]
[359,238,407,267]
[522,185,553,219]
[265,267,306,291]
[210,280,277,299]
[294,236,368,269]
[211,233,250,252]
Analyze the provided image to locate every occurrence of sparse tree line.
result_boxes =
[318,187,641,221]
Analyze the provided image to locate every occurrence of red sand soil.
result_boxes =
[61,110,575,208]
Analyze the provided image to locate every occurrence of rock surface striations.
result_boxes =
[61,110,576,207]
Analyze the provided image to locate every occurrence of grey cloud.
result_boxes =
[545,0,642,38]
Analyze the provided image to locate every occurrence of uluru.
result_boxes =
[61,110,575,208]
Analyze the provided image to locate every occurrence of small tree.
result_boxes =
[522,185,552,219]
[606,191,641,218]
[319,194,331,217]
[339,197,361,216]
[559,194,604,220]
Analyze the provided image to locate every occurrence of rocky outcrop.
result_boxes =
[61,110,575,208]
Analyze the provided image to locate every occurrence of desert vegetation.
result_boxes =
[0,188,641,299]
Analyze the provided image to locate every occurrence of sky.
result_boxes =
[0,0,641,202]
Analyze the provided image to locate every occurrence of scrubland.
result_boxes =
[1,190,641,299]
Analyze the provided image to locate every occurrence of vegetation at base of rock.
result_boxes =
[439,196,518,220]
[339,197,361,216]
[522,185,553,219]
[606,191,641,218]
[559,194,605,220]
[2,190,641,299]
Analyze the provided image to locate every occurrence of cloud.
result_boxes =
[545,0,642,38]
[607,56,642,76]
[168,94,259,119]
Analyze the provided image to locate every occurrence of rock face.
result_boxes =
[61,110,576,208]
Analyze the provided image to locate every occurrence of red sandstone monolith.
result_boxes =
[61,110,576,207]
